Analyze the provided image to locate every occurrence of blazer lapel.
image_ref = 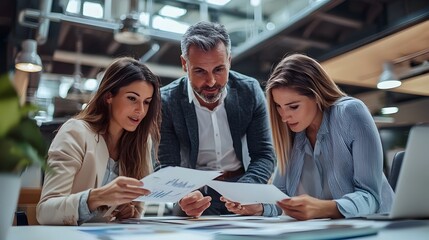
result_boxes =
[96,134,109,187]
[181,82,199,168]
[224,87,242,161]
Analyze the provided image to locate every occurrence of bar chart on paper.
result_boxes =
[145,190,179,199]
[165,178,197,189]
[134,167,221,203]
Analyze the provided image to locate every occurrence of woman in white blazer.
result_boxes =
[37,57,162,225]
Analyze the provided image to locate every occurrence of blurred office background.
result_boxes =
[2,0,429,216]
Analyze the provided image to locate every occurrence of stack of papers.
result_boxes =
[132,167,290,204]
[214,222,379,240]
[208,181,289,204]
[135,166,221,203]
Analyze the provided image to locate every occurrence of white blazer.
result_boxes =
[37,119,150,225]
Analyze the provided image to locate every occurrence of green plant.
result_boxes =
[0,74,48,173]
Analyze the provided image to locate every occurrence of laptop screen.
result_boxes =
[390,124,429,219]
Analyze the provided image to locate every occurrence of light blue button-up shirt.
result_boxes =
[77,157,119,224]
[263,97,394,218]
[296,137,333,200]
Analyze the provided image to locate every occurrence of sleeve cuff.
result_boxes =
[78,189,98,224]
[262,203,281,217]
[334,198,356,218]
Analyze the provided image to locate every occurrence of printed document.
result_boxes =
[134,166,221,203]
[208,181,289,204]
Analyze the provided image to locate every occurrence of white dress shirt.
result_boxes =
[187,79,242,171]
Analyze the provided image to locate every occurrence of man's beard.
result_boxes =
[193,84,226,104]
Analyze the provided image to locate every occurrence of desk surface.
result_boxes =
[8,218,429,240]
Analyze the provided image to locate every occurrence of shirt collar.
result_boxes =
[295,108,330,150]
[186,76,228,107]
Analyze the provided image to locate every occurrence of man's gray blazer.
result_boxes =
[159,70,275,184]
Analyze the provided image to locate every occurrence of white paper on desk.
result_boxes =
[215,220,378,239]
[134,166,221,203]
[207,181,289,204]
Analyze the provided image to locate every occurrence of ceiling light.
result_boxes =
[377,62,401,89]
[381,106,399,115]
[152,16,189,34]
[114,14,149,45]
[266,22,276,31]
[206,0,231,6]
[82,2,103,19]
[66,0,80,14]
[83,78,98,91]
[159,5,187,18]
[15,39,43,72]
[250,0,261,7]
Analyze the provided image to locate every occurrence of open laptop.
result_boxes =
[368,124,429,220]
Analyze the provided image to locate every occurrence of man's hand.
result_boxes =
[178,190,212,217]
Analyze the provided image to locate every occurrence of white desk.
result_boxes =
[7,219,429,240]
[353,220,429,240]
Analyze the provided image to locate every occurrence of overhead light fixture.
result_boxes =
[159,5,187,18]
[250,0,261,7]
[15,39,43,72]
[206,0,231,6]
[114,13,149,45]
[381,106,399,115]
[377,62,401,89]
[377,49,429,90]
[379,92,398,117]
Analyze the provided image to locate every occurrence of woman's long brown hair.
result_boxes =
[266,54,346,175]
[76,57,161,179]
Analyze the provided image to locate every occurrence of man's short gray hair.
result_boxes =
[181,21,231,60]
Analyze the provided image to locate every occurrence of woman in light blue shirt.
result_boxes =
[222,54,394,220]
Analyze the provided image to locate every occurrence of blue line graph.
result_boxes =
[146,190,181,199]
[165,178,196,189]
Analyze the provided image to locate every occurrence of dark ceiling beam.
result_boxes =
[303,19,322,38]
[86,40,121,78]
[57,23,70,47]
[53,50,183,78]
[0,17,12,26]
[232,0,345,63]
[150,42,173,62]
[106,41,121,54]
[316,12,363,29]
[280,36,331,50]
[0,0,14,32]
[366,2,383,24]
[318,6,429,61]
[87,66,101,78]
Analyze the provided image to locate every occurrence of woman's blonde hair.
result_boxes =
[266,54,346,174]
[76,57,161,179]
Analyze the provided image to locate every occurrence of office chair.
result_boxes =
[15,211,29,225]
[15,188,42,225]
[388,151,405,191]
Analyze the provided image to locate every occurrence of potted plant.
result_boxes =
[0,73,47,239]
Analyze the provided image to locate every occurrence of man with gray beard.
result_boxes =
[158,21,275,217]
